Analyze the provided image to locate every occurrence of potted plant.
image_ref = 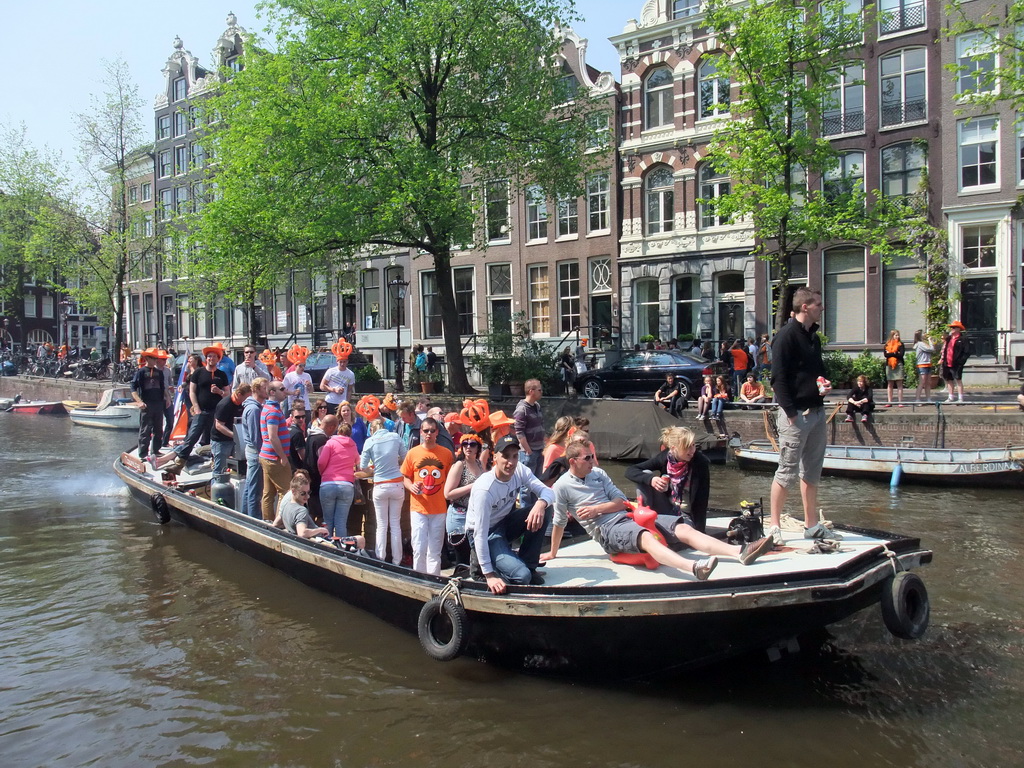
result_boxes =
[470,312,560,397]
[353,363,385,394]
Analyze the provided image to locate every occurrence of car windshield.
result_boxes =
[305,352,335,367]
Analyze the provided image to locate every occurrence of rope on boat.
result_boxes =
[437,577,464,608]
[880,544,905,576]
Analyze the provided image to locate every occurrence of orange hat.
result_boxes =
[355,395,381,422]
[381,392,398,412]
[258,349,276,365]
[948,321,965,330]
[202,342,227,360]
[443,411,463,425]
[489,410,514,428]
[286,344,310,365]
[141,347,170,360]
[331,338,353,361]
[460,399,491,433]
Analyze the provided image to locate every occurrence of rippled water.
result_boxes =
[1,415,1021,767]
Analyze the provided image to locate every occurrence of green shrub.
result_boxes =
[823,350,854,387]
[355,364,382,382]
[639,334,656,343]
[903,350,918,388]
[850,349,884,387]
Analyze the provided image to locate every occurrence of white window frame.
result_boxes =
[960,224,997,270]
[526,185,548,242]
[880,141,926,198]
[958,116,999,192]
[698,59,730,120]
[879,47,927,128]
[587,173,610,234]
[528,264,550,335]
[556,194,578,238]
[173,110,187,138]
[557,261,581,333]
[174,145,188,176]
[823,151,865,204]
[158,150,171,179]
[485,180,510,243]
[645,167,675,236]
[172,77,187,102]
[700,165,730,229]
[645,68,675,130]
[956,32,997,97]
[822,63,865,137]
[141,182,152,202]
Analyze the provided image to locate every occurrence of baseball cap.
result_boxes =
[495,435,520,454]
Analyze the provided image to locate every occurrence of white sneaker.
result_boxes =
[766,524,784,546]
[946,395,955,403]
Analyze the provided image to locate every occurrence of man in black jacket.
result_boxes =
[767,287,838,544]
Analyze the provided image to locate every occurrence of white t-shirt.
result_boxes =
[321,365,355,406]
[283,370,313,411]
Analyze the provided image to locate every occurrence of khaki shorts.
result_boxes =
[773,406,826,488]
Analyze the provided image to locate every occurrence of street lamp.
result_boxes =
[388,277,409,393]
[58,300,71,350]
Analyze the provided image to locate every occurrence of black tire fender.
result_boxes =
[880,571,929,640]
[417,595,469,662]
[150,492,171,525]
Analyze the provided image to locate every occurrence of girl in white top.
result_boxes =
[913,329,936,402]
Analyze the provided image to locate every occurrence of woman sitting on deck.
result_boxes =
[845,375,875,424]
[624,426,710,533]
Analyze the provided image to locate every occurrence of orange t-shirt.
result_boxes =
[401,444,454,515]
[730,348,748,371]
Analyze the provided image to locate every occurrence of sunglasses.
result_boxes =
[421,428,437,434]
[294,415,306,420]
[461,441,481,448]
[577,454,595,462]
[317,405,327,411]
[244,350,256,354]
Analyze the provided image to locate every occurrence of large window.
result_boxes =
[363,268,380,329]
[645,68,675,129]
[159,188,173,221]
[587,173,610,233]
[956,33,997,96]
[158,150,171,178]
[485,180,510,242]
[698,59,729,119]
[674,276,699,339]
[454,266,475,335]
[174,145,188,176]
[880,48,926,128]
[823,63,865,136]
[881,142,926,198]
[558,262,581,333]
[557,194,578,237]
[823,151,865,204]
[700,164,730,228]
[878,0,925,36]
[488,263,513,333]
[769,254,808,317]
[962,225,996,269]
[141,182,152,202]
[174,185,189,215]
[589,258,613,339]
[958,116,999,191]
[633,279,660,341]
[673,0,700,18]
[157,115,170,140]
[528,265,550,334]
[883,254,926,339]
[526,185,548,242]
[824,247,865,343]
[645,167,675,235]
[172,77,187,102]
[420,271,440,338]
[173,111,187,137]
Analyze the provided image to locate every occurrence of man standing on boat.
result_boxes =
[212,383,251,478]
[240,377,269,518]
[131,348,170,463]
[401,417,454,575]
[767,287,838,544]
[466,435,554,593]
[259,381,293,521]
[513,379,546,477]
[151,344,230,474]
[233,344,270,388]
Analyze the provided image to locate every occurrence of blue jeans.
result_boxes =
[244,447,263,518]
[320,481,355,539]
[174,409,214,460]
[519,449,543,478]
[211,440,233,477]
[710,398,725,417]
[487,504,553,584]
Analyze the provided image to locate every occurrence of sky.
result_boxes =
[1,0,632,178]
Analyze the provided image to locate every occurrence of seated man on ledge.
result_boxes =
[738,373,767,409]
[653,372,685,417]
[273,473,366,551]
[543,441,773,581]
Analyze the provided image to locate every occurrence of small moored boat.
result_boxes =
[114,450,933,674]
[6,398,67,415]
[69,388,140,430]
[734,439,1024,487]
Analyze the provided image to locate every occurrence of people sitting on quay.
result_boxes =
[845,375,875,424]
[694,375,713,421]
[653,372,685,417]
[544,442,773,581]
[708,375,731,435]
[738,373,767,409]
[623,426,709,533]
[466,435,553,594]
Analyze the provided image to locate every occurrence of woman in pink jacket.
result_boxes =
[317,421,360,540]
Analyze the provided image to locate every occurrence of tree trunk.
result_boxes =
[111,258,126,382]
[431,249,474,394]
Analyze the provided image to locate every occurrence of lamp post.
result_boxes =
[388,277,409,393]
[59,300,71,350]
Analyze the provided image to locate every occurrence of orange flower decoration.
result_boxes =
[331,339,353,361]
[381,392,398,412]
[459,398,491,433]
[355,395,380,422]
[258,349,277,365]
[286,344,310,365]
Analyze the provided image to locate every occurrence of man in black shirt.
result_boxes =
[131,348,170,461]
[288,404,307,471]
[211,383,251,477]
[152,343,230,472]
[304,413,336,522]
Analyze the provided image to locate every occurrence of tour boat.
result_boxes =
[114,450,933,673]
[734,439,1024,487]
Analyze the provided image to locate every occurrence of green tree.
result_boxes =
[190,0,599,392]
[701,0,919,329]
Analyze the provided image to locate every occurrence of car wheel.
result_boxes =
[678,380,692,400]
[581,378,604,399]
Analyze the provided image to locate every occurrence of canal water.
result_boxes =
[1,415,1021,767]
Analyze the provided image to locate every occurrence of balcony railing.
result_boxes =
[880,97,927,128]
[822,110,865,136]
[879,1,925,35]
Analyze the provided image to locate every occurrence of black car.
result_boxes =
[575,350,720,400]
[304,351,338,389]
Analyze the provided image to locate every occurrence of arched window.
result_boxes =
[645,68,675,129]
[699,164,730,228]
[879,47,926,128]
[645,167,675,235]
[698,59,730,119]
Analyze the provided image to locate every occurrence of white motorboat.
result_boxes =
[69,388,141,430]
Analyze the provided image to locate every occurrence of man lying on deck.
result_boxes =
[542,441,773,581]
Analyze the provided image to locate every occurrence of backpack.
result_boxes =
[745,348,756,371]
